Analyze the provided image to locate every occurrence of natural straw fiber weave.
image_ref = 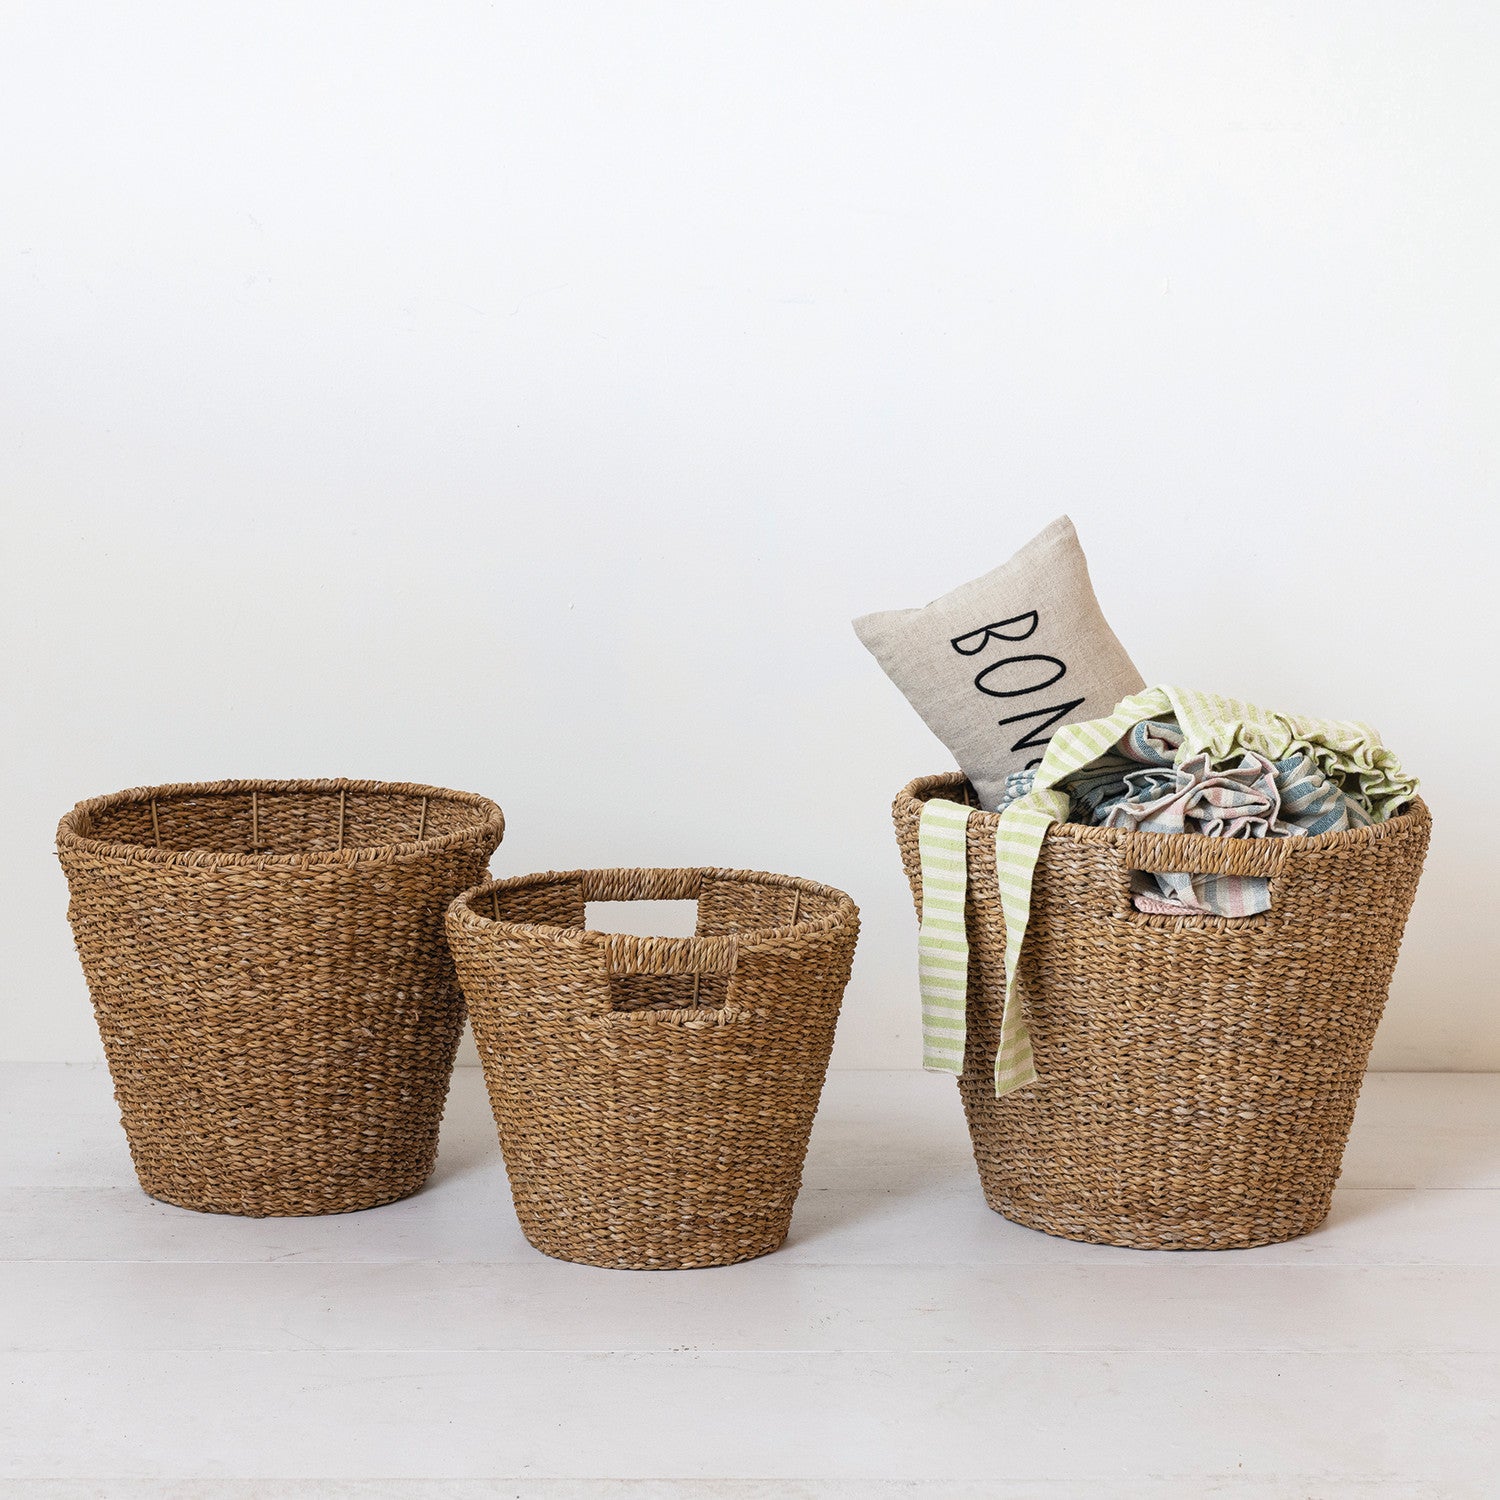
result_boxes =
[446,867,860,1269]
[894,773,1431,1250]
[58,779,504,1217]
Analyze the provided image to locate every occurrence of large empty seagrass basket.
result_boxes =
[446,866,860,1269]
[58,779,504,1216]
[894,773,1431,1250]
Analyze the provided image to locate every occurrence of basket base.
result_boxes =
[134,1165,436,1218]
[518,1218,793,1271]
[982,1188,1334,1252]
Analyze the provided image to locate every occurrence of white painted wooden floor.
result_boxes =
[1,1065,1497,1498]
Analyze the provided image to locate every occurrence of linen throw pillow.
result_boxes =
[853,516,1145,809]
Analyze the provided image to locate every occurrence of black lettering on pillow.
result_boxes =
[996,697,1086,767]
[951,610,1083,768]
[950,611,1038,656]
[974,654,1067,698]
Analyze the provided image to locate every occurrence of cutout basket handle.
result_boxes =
[581,868,707,903]
[580,868,739,977]
[598,931,740,979]
[1115,828,1295,879]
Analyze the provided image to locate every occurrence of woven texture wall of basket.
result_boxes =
[58,779,505,1217]
[894,772,1431,1251]
[446,866,860,1269]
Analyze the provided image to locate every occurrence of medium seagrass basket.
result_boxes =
[58,778,504,1216]
[894,772,1431,1250]
[446,866,860,1269]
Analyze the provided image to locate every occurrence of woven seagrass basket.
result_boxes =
[58,779,504,1217]
[894,772,1431,1251]
[446,866,860,1269]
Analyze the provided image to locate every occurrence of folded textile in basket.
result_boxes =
[993,716,1376,917]
[917,686,1417,1094]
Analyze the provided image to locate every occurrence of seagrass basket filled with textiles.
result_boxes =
[57,779,505,1216]
[892,770,1431,1250]
[445,866,860,1269]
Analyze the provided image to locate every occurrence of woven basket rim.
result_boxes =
[895,770,1429,860]
[56,777,505,869]
[448,865,858,953]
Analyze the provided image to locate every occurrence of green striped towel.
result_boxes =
[919,685,1418,1096]
[917,799,974,1071]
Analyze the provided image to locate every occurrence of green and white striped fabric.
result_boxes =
[918,790,1044,1089]
[917,799,973,1072]
[920,685,1418,1097]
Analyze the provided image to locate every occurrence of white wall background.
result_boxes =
[3,2,1496,1068]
